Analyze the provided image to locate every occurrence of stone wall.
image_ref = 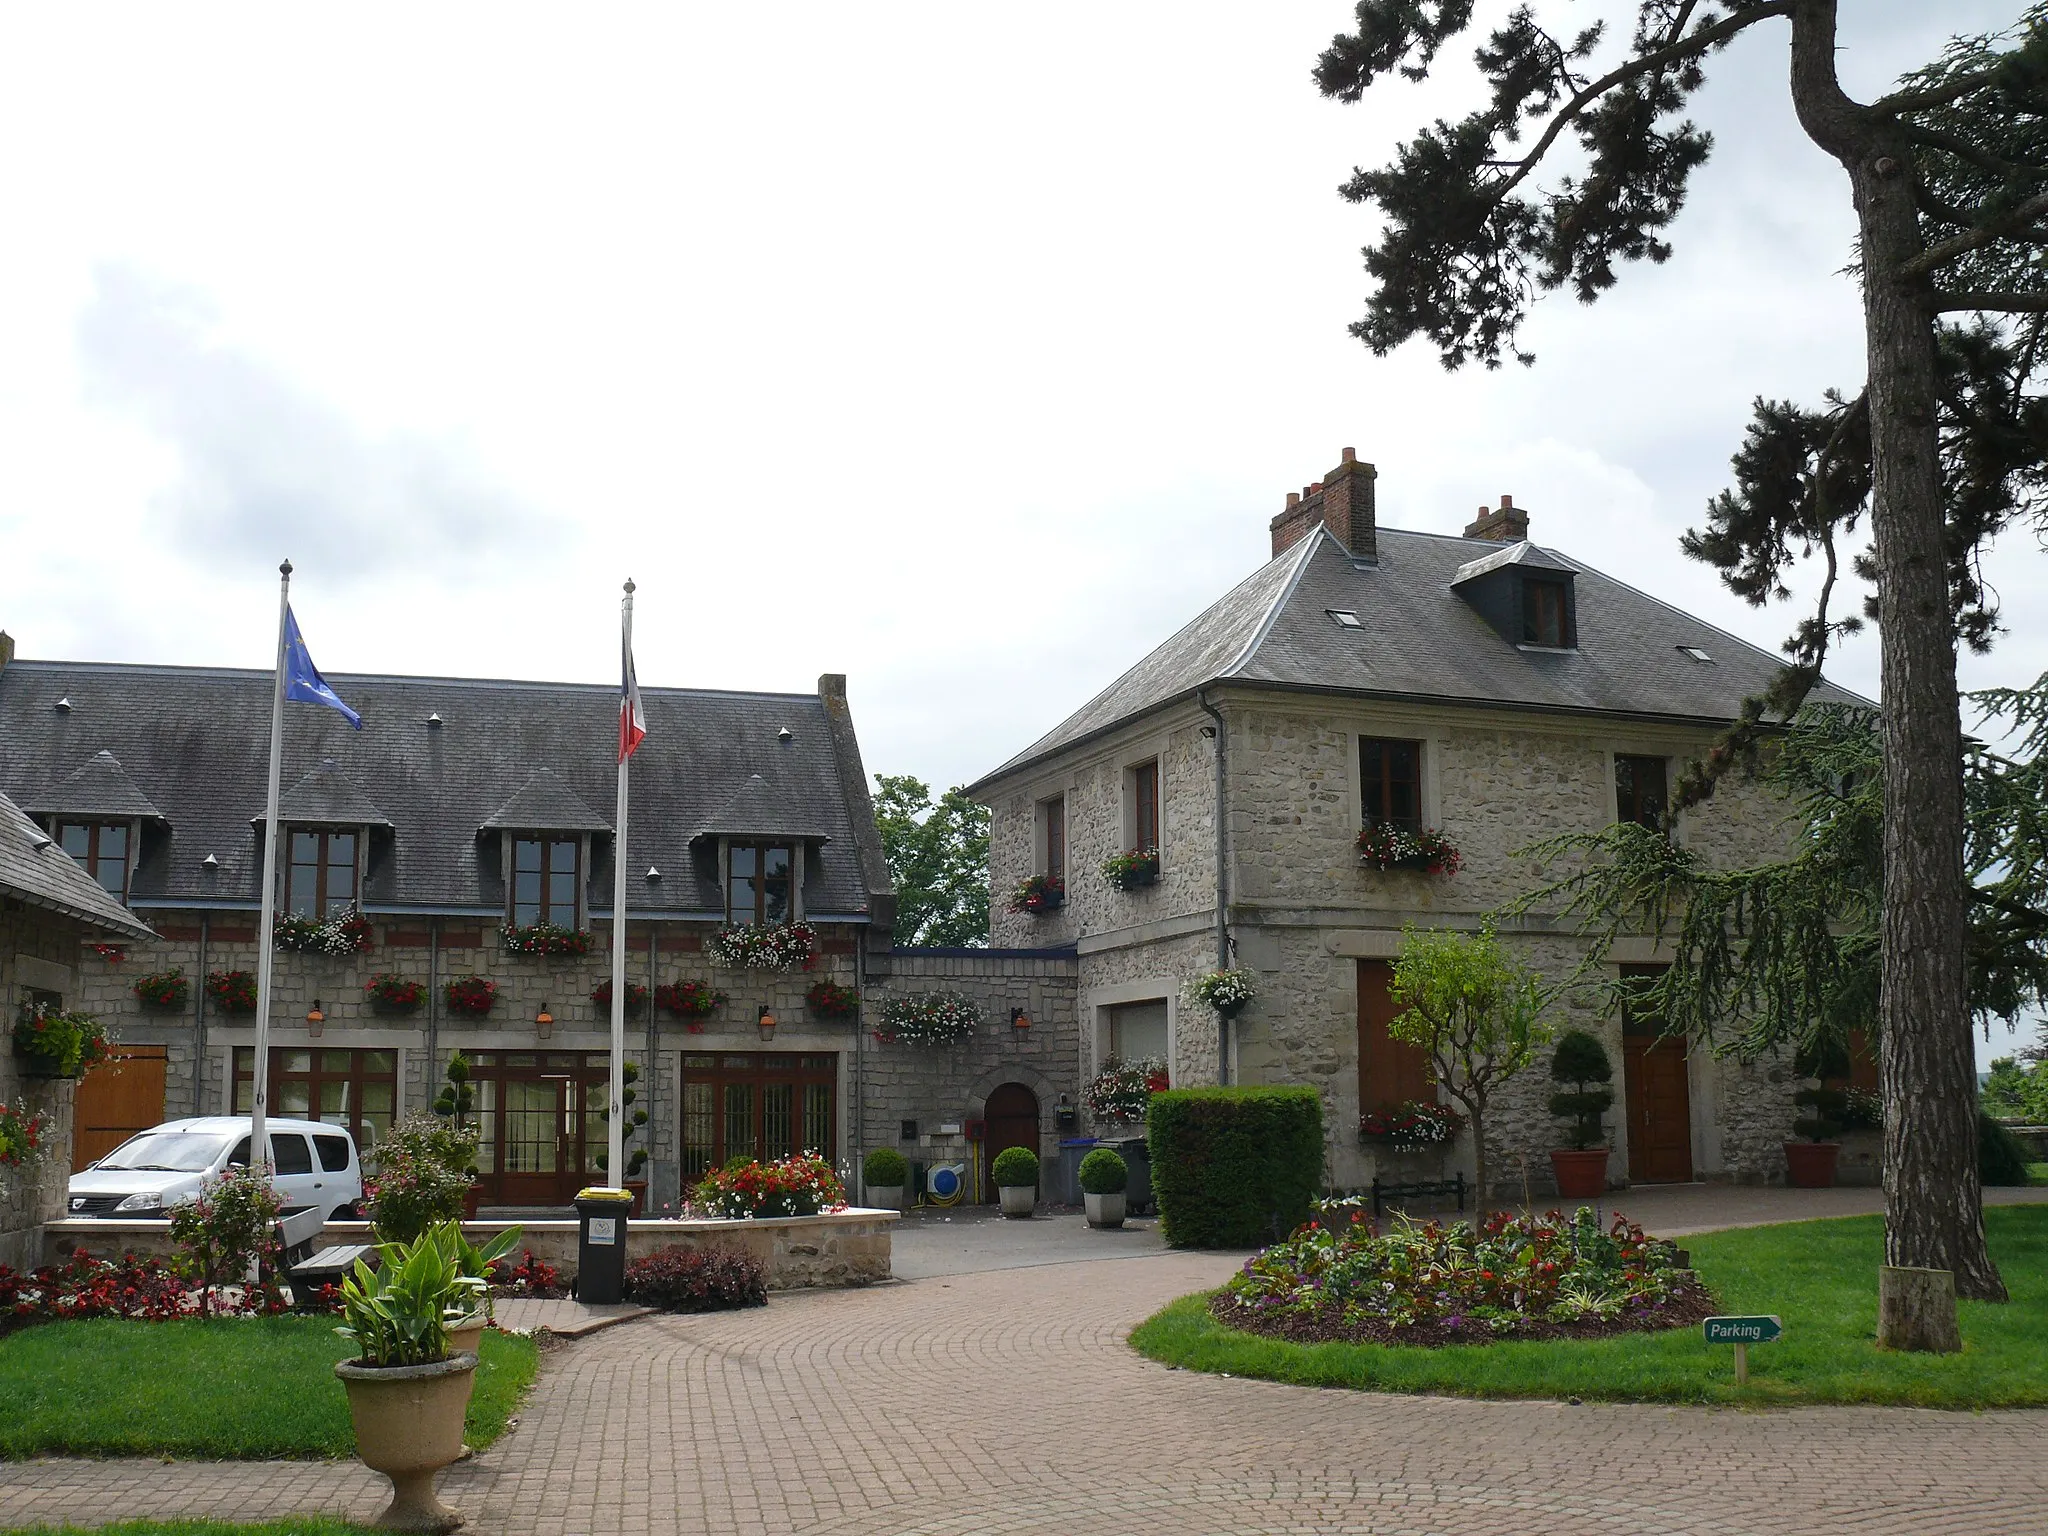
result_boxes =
[0,898,88,1270]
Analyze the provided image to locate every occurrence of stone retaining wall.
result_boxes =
[45,1207,897,1290]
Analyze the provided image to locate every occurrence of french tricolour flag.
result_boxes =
[620,635,647,761]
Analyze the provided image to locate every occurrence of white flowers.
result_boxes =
[873,992,979,1047]
[1186,967,1257,1015]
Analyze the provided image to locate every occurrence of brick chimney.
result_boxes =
[0,632,13,676]
[1269,448,1378,562]
[1463,494,1529,543]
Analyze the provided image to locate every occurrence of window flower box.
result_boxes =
[205,970,258,1016]
[806,980,859,1020]
[1186,967,1256,1017]
[363,973,425,1016]
[501,922,595,957]
[1359,1099,1464,1152]
[443,975,499,1018]
[273,911,373,955]
[133,967,190,1012]
[1101,848,1160,891]
[590,978,650,1018]
[710,922,818,972]
[1009,874,1066,914]
[1357,824,1462,875]
[655,980,725,1031]
[872,992,979,1047]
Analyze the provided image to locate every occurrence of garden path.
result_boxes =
[3,1235,2047,1534]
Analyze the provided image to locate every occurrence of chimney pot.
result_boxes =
[1341,447,1356,463]
[1500,494,1514,510]
[1309,482,1324,495]
[1271,450,1378,561]
[1285,491,1300,508]
[1464,494,1531,543]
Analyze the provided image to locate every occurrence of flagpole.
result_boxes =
[607,579,635,1192]
[250,560,292,1192]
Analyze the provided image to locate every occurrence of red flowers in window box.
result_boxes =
[1358,1100,1464,1150]
[591,978,651,1017]
[805,980,859,1019]
[1009,874,1066,914]
[133,967,189,1010]
[363,974,426,1015]
[1101,848,1160,891]
[205,970,258,1015]
[443,974,499,1017]
[501,922,595,957]
[655,980,725,1029]
[1357,825,1462,875]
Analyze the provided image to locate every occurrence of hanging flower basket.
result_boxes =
[0,1100,48,1166]
[655,980,725,1026]
[501,922,595,957]
[1186,967,1256,1017]
[363,973,426,1015]
[11,1006,115,1079]
[1101,849,1160,891]
[1087,1056,1168,1125]
[91,944,126,964]
[806,980,859,1020]
[272,911,373,955]
[871,992,979,1047]
[591,978,650,1018]
[1009,874,1066,914]
[133,967,190,1011]
[444,975,499,1018]
[1357,825,1462,875]
[205,970,258,1016]
[711,923,818,972]
[1359,1100,1464,1152]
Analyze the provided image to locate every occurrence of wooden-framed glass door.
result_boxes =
[680,1052,836,1183]
[465,1051,610,1205]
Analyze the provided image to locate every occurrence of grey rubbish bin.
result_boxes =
[573,1188,634,1303]
[1055,1138,1098,1206]
[1099,1136,1153,1215]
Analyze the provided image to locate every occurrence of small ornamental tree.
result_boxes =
[1388,924,1552,1211]
[432,1050,478,1167]
[1793,1040,1851,1144]
[170,1163,282,1316]
[595,1061,650,1181]
[1548,1030,1616,1152]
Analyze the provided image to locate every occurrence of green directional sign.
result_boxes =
[1704,1314,1782,1345]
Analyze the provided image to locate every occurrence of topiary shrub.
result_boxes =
[863,1147,909,1187]
[1792,1040,1851,1142]
[1547,1029,1614,1150]
[1981,1109,2032,1186]
[626,1244,767,1312]
[1148,1086,1323,1248]
[1079,1147,1128,1195]
[991,1146,1039,1189]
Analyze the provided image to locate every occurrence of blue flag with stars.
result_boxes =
[282,606,362,729]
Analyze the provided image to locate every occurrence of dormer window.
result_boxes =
[512,836,581,927]
[285,829,357,918]
[56,821,130,902]
[1522,579,1574,648]
[728,841,794,926]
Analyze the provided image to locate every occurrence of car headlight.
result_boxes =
[114,1191,164,1214]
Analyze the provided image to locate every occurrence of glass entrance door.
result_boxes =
[463,1052,613,1206]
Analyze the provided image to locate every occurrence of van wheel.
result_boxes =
[332,1203,360,1221]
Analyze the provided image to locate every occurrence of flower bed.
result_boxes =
[0,1249,287,1328]
[711,922,818,971]
[1358,1099,1463,1152]
[443,974,499,1017]
[1087,1056,1168,1124]
[626,1244,768,1312]
[1186,967,1256,1016]
[205,970,258,1016]
[12,1007,115,1079]
[1102,848,1160,891]
[872,992,978,1047]
[1009,873,1066,914]
[656,980,725,1027]
[363,973,425,1015]
[1212,1206,1712,1348]
[1357,825,1462,875]
[501,922,594,957]
[591,978,650,1017]
[487,1248,565,1299]
[272,911,372,955]
[806,979,858,1019]
[691,1152,846,1220]
[132,968,189,1010]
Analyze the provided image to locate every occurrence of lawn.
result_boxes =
[1130,1204,2048,1407]
[3,1524,373,1535]
[0,1317,538,1459]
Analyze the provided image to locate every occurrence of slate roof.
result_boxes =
[22,750,165,821]
[0,664,884,920]
[273,759,393,829]
[976,524,1868,786]
[0,790,155,939]
[698,774,836,842]
[480,769,610,833]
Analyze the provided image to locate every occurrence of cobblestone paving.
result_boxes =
[5,1248,2048,1534]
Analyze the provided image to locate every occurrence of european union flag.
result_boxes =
[282,606,362,730]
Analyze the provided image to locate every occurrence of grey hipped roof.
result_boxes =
[481,769,610,833]
[22,750,165,821]
[976,524,1867,786]
[697,774,835,843]
[272,759,393,829]
[0,665,886,920]
[0,790,154,939]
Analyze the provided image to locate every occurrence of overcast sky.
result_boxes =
[1,4,2039,1058]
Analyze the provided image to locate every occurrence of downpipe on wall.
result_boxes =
[1197,689,1231,1086]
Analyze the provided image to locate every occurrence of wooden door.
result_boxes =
[1624,1038,1692,1182]
[74,1045,167,1170]
[1357,960,1433,1111]
[496,1077,572,1205]
[981,1083,1040,1200]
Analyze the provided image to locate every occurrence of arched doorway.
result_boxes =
[981,1083,1040,1202]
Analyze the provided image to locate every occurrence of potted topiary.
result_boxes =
[332,1228,484,1533]
[862,1147,908,1212]
[1786,1041,1849,1188]
[594,1061,650,1211]
[430,1053,484,1218]
[1079,1147,1128,1229]
[1547,1029,1615,1198]
[992,1146,1038,1218]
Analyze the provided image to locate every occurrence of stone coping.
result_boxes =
[46,1207,900,1245]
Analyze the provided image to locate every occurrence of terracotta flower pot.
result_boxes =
[1549,1148,1610,1200]
[998,1184,1035,1218]
[334,1352,477,1532]
[1784,1140,1842,1189]
[623,1179,647,1216]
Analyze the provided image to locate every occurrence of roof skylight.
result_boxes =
[1678,645,1713,663]
[1327,609,1362,629]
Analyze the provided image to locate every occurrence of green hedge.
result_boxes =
[1147,1086,1323,1248]
[1982,1111,2032,1186]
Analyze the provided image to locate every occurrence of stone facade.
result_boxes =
[982,687,1812,1198]
[0,899,91,1270]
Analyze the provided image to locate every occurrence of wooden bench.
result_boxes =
[287,1244,375,1309]
[1369,1172,1466,1219]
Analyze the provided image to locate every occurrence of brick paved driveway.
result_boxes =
[5,1244,2048,1535]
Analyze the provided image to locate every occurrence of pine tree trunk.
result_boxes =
[1789,0,2005,1312]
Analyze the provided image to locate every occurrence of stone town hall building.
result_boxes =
[0,450,1855,1207]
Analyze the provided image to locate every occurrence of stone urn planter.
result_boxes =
[1084,1191,1126,1229]
[1549,1148,1610,1199]
[866,1185,905,1213]
[998,1183,1035,1218]
[1784,1140,1842,1188]
[446,1318,487,1358]
[334,1352,477,1532]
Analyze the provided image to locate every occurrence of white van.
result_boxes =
[66,1116,364,1223]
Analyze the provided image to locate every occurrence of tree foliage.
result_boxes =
[872,774,990,948]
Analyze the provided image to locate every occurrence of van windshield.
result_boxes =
[97,1131,233,1173]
